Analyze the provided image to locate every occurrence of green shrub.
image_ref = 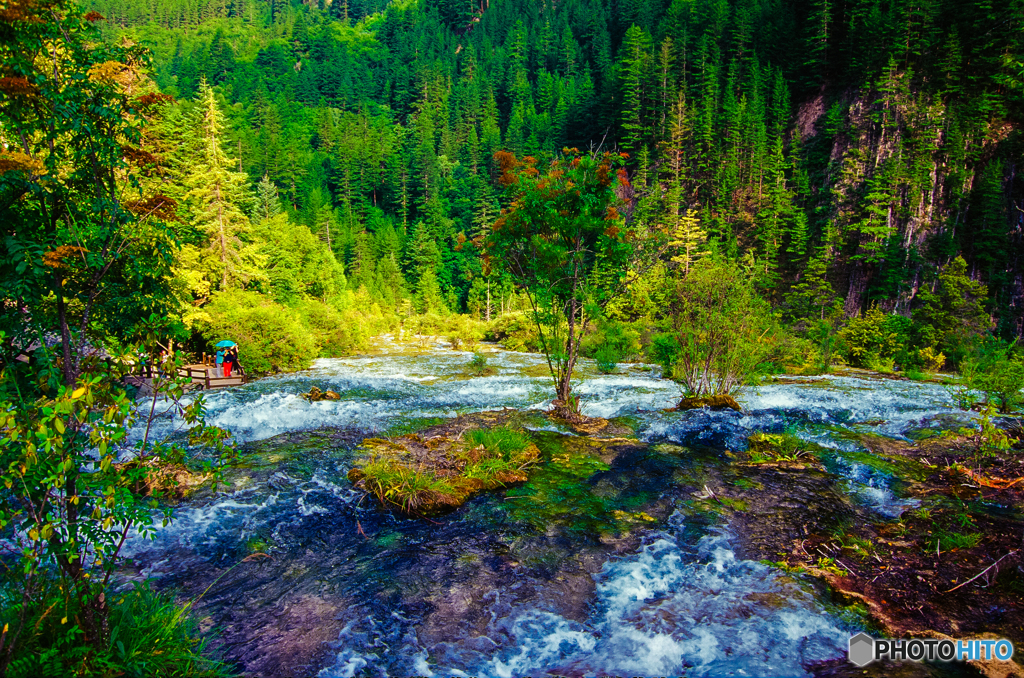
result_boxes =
[466,352,491,375]
[656,258,779,396]
[913,256,992,366]
[203,291,317,374]
[296,300,370,357]
[954,340,1024,413]
[582,318,641,373]
[486,312,545,352]
[839,307,920,370]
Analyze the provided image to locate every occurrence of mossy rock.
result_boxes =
[678,394,742,411]
[348,425,540,516]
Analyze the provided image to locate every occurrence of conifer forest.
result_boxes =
[2,0,1024,674]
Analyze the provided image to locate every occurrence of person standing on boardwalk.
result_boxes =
[224,346,238,377]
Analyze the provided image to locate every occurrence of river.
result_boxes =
[122,338,975,677]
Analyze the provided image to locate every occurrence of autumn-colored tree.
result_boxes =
[487,149,654,418]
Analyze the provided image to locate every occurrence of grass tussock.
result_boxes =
[348,425,538,515]
[747,432,821,464]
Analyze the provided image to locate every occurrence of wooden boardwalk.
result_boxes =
[178,364,245,389]
[124,364,245,397]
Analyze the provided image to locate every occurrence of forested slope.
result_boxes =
[91,0,1024,338]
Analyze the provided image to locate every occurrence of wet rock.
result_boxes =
[688,461,857,563]
[302,386,340,401]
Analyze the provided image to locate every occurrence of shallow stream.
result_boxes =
[123,339,977,677]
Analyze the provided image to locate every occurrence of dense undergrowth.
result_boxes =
[0,579,235,678]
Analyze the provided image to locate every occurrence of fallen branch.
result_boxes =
[943,550,1019,593]
[951,464,1024,490]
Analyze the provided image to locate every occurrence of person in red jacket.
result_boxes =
[224,346,238,377]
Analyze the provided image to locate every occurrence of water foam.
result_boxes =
[422,522,854,677]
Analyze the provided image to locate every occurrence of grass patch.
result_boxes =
[929,530,984,551]
[747,432,821,463]
[465,427,532,457]
[355,456,465,514]
[349,426,539,515]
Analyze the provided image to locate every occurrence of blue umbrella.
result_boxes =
[215,340,236,348]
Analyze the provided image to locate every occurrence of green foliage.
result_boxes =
[202,290,318,373]
[953,341,1024,413]
[0,579,234,678]
[0,334,235,673]
[839,307,918,371]
[295,299,372,357]
[659,258,779,396]
[485,312,545,353]
[582,318,642,373]
[0,0,177,370]
[76,0,1024,343]
[0,2,235,670]
[914,257,992,363]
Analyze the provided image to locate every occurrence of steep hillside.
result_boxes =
[90,0,1024,335]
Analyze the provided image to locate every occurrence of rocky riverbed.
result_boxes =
[122,339,1024,677]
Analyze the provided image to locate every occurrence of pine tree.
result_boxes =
[618,25,652,155]
[183,78,264,290]
[255,174,283,223]
[668,209,707,275]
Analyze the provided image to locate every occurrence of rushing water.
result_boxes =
[123,339,976,677]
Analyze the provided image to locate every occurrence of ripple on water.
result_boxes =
[317,518,855,677]
[481,529,851,677]
[124,345,975,677]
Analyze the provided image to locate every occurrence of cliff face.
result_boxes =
[796,69,1023,337]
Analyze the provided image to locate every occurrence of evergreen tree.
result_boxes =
[183,78,265,290]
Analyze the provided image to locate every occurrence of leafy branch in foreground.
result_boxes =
[0,334,237,675]
[0,0,237,673]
